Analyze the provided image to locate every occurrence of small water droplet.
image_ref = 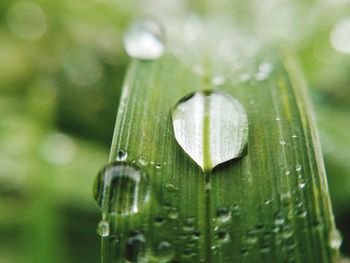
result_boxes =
[216,207,231,223]
[285,170,290,176]
[274,212,285,226]
[138,155,148,166]
[93,163,150,215]
[97,220,110,237]
[298,182,306,189]
[295,164,302,172]
[155,162,162,169]
[292,134,297,138]
[124,18,164,60]
[116,149,127,161]
[126,230,146,262]
[151,240,175,261]
[276,117,281,121]
[172,90,248,173]
[167,207,179,219]
[329,229,342,249]
[165,183,179,192]
[216,229,230,242]
[280,140,286,145]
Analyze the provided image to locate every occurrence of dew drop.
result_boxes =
[172,90,248,173]
[124,18,165,60]
[280,140,286,145]
[329,229,342,249]
[116,149,127,161]
[93,163,150,216]
[97,220,110,237]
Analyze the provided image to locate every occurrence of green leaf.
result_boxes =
[95,21,340,263]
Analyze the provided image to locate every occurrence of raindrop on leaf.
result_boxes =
[172,90,248,173]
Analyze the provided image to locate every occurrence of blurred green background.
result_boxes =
[0,0,349,262]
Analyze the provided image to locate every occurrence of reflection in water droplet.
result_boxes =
[124,18,165,60]
[97,220,110,237]
[93,163,149,216]
[329,229,342,249]
[126,230,146,262]
[330,17,350,54]
[6,1,47,40]
[116,149,127,161]
[172,91,248,173]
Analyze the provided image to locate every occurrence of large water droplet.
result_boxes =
[93,163,150,216]
[124,18,165,60]
[172,90,248,173]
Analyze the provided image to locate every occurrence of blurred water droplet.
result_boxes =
[40,132,76,165]
[6,1,47,41]
[329,229,342,249]
[97,220,110,237]
[239,73,252,82]
[330,17,350,54]
[165,183,179,192]
[154,215,166,225]
[138,155,149,166]
[274,212,285,226]
[292,134,297,138]
[285,170,290,176]
[116,149,127,161]
[280,140,286,145]
[93,163,149,215]
[295,164,302,172]
[126,230,146,262]
[216,229,230,242]
[152,241,174,261]
[124,18,165,60]
[255,63,273,81]
[216,207,231,223]
[211,75,226,86]
[155,162,162,169]
[172,90,248,173]
[63,48,103,86]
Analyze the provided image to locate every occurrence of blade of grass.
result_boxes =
[98,22,339,263]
